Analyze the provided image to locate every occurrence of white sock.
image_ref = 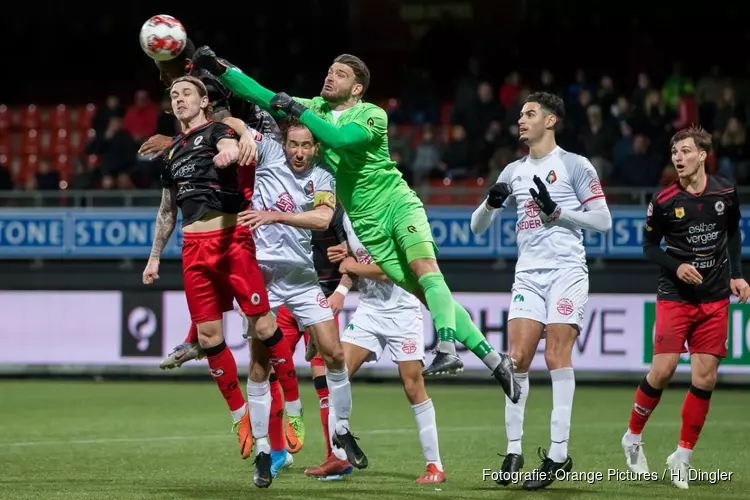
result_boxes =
[676,446,692,462]
[624,430,642,444]
[548,367,575,463]
[505,372,529,455]
[412,399,443,470]
[285,399,302,417]
[328,407,347,461]
[246,379,271,454]
[230,403,247,423]
[326,366,352,435]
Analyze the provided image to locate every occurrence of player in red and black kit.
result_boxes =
[619,126,750,489]
[142,75,279,486]
[267,203,355,479]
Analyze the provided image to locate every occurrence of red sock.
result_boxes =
[313,375,332,458]
[269,375,286,452]
[185,322,198,344]
[628,377,663,435]
[679,385,712,449]
[263,328,300,402]
[205,341,245,412]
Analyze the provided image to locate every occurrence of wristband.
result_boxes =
[335,285,350,296]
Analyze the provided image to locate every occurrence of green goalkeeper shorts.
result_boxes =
[349,193,437,293]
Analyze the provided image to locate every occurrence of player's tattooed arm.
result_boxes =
[150,187,178,259]
[219,117,258,166]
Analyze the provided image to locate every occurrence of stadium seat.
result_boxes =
[48,104,71,131]
[51,129,71,156]
[69,130,84,157]
[75,104,96,132]
[20,129,42,156]
[457,177,487,205]
[440,102,454,125]
[53,154,73,181]
[16,154,39,184]
[19,104,41,130]
[425,178,456,205]
[0,134,12,156]
[0,104,11,133]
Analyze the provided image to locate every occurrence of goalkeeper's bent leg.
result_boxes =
[454,300,505,371]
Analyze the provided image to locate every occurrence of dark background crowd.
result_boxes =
[2,0,749,200]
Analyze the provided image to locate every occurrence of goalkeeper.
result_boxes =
[191,48,520,402]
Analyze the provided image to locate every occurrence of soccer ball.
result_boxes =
[139,15,187,62]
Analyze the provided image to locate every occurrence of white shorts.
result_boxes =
[341,308,424,364]
[261,263,333,328]
[508,266,588,331]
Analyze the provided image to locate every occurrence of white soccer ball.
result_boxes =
[139,15,187,62]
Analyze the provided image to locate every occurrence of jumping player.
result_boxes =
[238,119,366,487]
[331,212,446,484]
[620,126,749,489]
[470,92,612,490]
[189,47,520,400]
[142,76,277,465]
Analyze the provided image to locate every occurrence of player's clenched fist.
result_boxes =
[213,150,238,168]
[270,93,308,118]
[676,263,703,285]
[731,278,750,303]
[143,257,160,285]
[486,182,512,208]
[139,135,172,157]
[191,46,227,76]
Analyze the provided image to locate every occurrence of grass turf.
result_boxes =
[0,380,746,499]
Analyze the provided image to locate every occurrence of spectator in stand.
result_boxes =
[661,62,694,113]
[717,117,749,182]
[538,69,560,96]
[433,124,472,180]
[632,89,672,154]
[154,96,178,137]
[569,88,593,133]
[454,55,483,111]
[714,85,745,136]
[567,68,593,102]
[631,72,653,110]
[612,133,662,187]
[611,96,633,128]
[671,89,698,132]
[85,116,137,189]
[388,124,412,168]
[452,81,504,145]
[597,75,617,115]
[412,126,442,184]
[91,95,124,137]
[0,161,12,192]
[123,90,158,143]
[499,71,521,111]
[580,104,616,179]
[34,160,61,191]
[695,65,725,133]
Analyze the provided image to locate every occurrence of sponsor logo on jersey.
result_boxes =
[355,247,373,264]
[367,117,375,127]
[316,292,330,308]
[304,180,314,195]
[589,178,603,195]
[251,293,261,305]
[407,225,417,233]
[523,198,541,218]
[276,192,297,212]
[675,207,685,218]
[715,200,725,215]
[512,294,524,302]
[545,170,557,184]
[193,135,203,147]
[210,368,224,378]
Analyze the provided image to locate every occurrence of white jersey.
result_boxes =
[342,214,421,315]
[499,146,606,272]
[252,133,335,269]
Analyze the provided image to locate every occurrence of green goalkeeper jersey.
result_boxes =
[294,97,411,218]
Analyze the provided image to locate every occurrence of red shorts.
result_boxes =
[277,305,337,366]
[654,298,729,358]
[182,225,270,323]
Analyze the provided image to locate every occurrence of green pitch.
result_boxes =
[1,380,747,500]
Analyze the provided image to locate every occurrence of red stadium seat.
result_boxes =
[48,104,72,131]
[425,178,456,206]
[51,129,71,156]
[0,134,12,156]
[20,129,41,156]
[53,154,73,181]
[19,105,41,130]
[75,104,96,131]
[16,154,39,184]
[0,104,11,133]
[440,102,454,125]
[69,130,84,157]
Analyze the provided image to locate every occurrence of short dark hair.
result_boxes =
[333,54,371,98]
[525,92,565,119]
[670,125,712,153]
[281,117,316,144]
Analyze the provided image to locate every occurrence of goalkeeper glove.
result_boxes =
[191,46,228,76]
[529,175,561,220]
[270,92,308,118]
[486,182,511,208]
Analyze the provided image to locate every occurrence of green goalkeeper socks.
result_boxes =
[417,273,457,353]
[454,300,498,364]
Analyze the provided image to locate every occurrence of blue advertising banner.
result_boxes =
[0,207,747,259]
